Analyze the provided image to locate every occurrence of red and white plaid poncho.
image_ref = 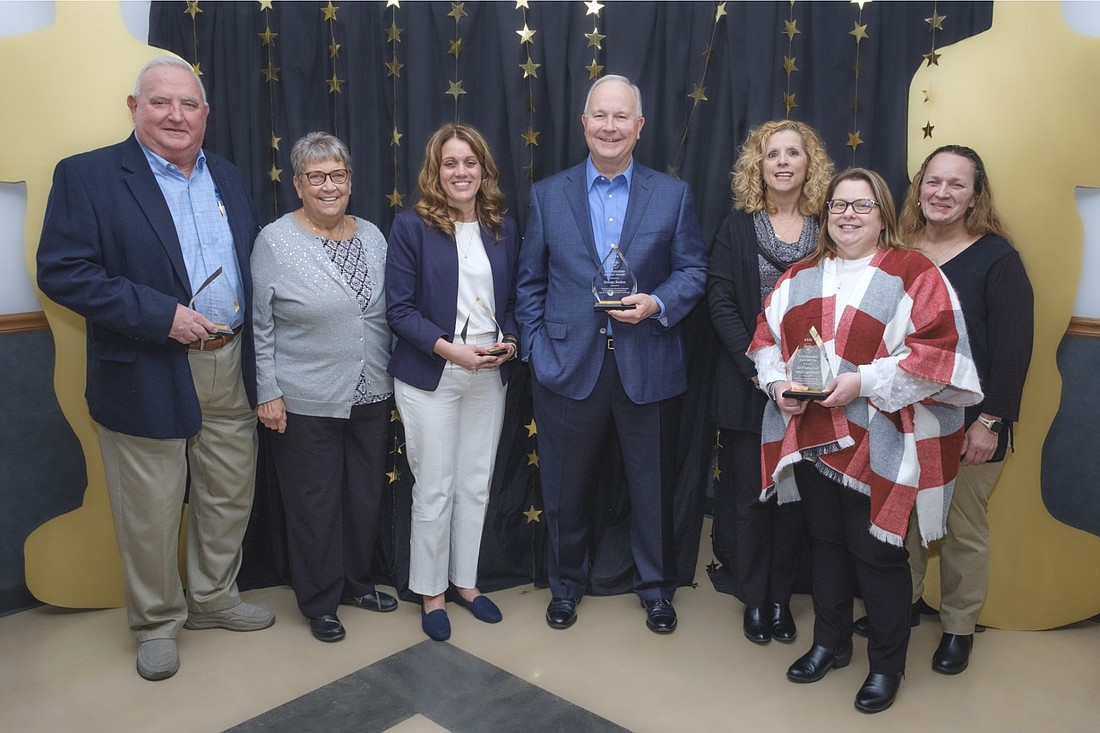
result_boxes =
[749,247,983,546]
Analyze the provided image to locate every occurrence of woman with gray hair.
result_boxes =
[252,132,398,643]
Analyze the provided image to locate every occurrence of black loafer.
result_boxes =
[770,602,797,643]
[308,614,345,642]
[743,606,771,644]
[786,642,853,683]
[855,671,903,713]
[453,593,503,623]
[546,597,579,629]
[853,603,922,638]
[341,590,398,613]
[642,598,677,634]
[932,632,972,674]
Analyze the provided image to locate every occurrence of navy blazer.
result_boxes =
[516,161,707,404]
[36,134,258,439]
[385,210,519,391]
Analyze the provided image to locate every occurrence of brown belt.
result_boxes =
[189,327,241,352]
[606,337,614,350]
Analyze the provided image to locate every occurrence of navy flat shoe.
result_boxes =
[421,608,451,641]
[453,593,502,623]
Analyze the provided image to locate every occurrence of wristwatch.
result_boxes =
[975,415,1003,434]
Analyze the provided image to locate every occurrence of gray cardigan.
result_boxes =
[252,213,394,418]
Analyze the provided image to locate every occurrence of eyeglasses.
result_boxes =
[826,198,879,215]
[300,169,350,186]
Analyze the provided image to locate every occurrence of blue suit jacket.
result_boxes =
[516,161,707,404]
[36,134,258,439]
[385,210,519,391]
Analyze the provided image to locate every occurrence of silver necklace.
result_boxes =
[303,212,346,242]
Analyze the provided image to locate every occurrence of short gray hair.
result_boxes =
[133,56,207,105]
[290,132,352,177]
[583,74,643,118]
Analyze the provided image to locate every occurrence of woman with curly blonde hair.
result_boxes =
[707,120,833,647]
[386,123,519,641]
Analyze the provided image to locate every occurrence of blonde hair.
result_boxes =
[731,120,833,216]
[414,123,505,239]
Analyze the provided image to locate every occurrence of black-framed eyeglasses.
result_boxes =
[301,169,350,186]
[826,198,879,215]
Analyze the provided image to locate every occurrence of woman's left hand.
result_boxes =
[821,372,861,409]
[961,420,998,465]
[474,342,515,369]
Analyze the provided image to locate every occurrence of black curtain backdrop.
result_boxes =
[149,1,993,600]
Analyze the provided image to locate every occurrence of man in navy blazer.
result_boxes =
[37,57,273,681]
[516,75,707,633]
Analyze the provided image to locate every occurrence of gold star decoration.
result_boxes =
[585,1,604,16]
[712,465,722,481]
[783,19,800,42]
[446,80,466,99]
[390,409,401,422]
[322,2,339,21]
[258,1,273,10]
[706,560,719,574]
[715,2,727,23]
[524,419,537,437]
[391,127,403,146]
[523,505,543,523]
[847,131,864,150]
[783,56,798,74]
[516,1,529,9]
[923,49,942,67]
[449,39,463,58]
[386,0,401,7]
[386,56,404,77]
[922,88,933,104]
[268,164,282,182]
[850,22,869,43]
[387,188,405,208]
[387,469,400,484]
[519,56,540,78]
[585,29,605,49]
[922,121,935,139]
[270,133,281,150]
[688,84,707,104]
[522,127,540,146]
[259,26,277,46]
[517,23,536,45]
[926,11,947,31]
[665,164,680,177]
[327,73,344,94]
[784,92,797,115]
[448,2,467,20]
[386,22,403,43]
[586,60,604,80]
[526,449,540,467]
[191,62,203,77]
[184,2,201,21]
[330,41,341,59]
[261,63,279,82]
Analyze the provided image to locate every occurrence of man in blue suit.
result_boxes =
[516,75,707,633]
[37,57,273,681]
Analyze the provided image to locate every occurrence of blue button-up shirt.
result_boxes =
[139,141,245,330]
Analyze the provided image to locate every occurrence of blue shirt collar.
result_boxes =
[585,156,633,190]
[136,136,206,177]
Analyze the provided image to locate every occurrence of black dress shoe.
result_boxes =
[853,603,922,638]
[770,602,797,643]
[341,589,398,613]
[786,642,853,683]
[932,632,973,674]
[546,597,579,629]
[308,614,345,642]
[743,606,771,644]
[642,598,677,633]
[855,671,903,713]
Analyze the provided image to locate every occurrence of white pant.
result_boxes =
[396,347,507,596]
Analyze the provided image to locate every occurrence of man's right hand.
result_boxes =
[169,303,218,344]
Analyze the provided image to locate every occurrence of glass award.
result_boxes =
[782,326,835,400]
[461,297,508,356]
[592,243,638,311]
[189,267,237,336]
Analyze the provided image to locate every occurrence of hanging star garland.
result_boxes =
[524,419,537,437]
[448,3,467,119]
[517,2,540,182]
[585,1,604,80]
[523,506,543,523]
[922,121,935,139]
[781,1,801,115]
[258,2,281,216]
[321,0,343,133]
[386,2,405,210]
[184,1,203,78]
[184,1,201,21]
[919,3,946,143]
[668,3,726,176]
[846,2,867,160]
[527,450,540,468]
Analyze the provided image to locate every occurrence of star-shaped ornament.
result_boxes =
[923,49,942,67]
[390,409,401,422]
[446,80,466,99]
[449,39,463,58]
[262,63,280,82]
[922,88,933,104]
[706,560,719,574]
[386,56,404,77]
[268,164,282,182]
[586,60,604,80]
[327,73,344,94]
[783,19,800,42]
[713,465,722,481]
[922,121,935,139]
[391,127,403,146]
[191,62,202,77]
[850,22,869,42]
[520,57,540,78]
[330,41,341,59]
[523,161,535,182]
[522,127,540,146]
[523,505,543,523]
[524,419,537,437]
[715,2,727,23]
[386,21,404,43]
[784,92,797,115]
[258,1,273,10]
[688,84,707,103]
[321,1,339,22]
[585,1,604,17]
[925,12,946,31]
[387,469,400,484]
[387,189,405,208]
[184,2,202,21]
[259,26,277,46]
[586,29,605,49]
[449,2,467,20]
[516,1,530,9]
[387,0,401,7]
[847,131,864,150]
[270,133,281,150]
[527,450,540,467]
[665,164,680,177]
[517,24,536,45]
[783,55,798,74]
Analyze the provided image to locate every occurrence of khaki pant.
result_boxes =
[907,460,1005,634]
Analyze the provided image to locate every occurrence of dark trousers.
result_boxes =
[532,349,680,600]
[713,429,805,607]
[271,399,392,618]
[796,462,911,674]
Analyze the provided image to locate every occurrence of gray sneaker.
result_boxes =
[184,601,275,632]
[137,638,179,681]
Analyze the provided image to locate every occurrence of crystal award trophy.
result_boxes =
[782,326,835,400]
[189,266,237,336]
[592,243,638,312]
[460,297,508,356]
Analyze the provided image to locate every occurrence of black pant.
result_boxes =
[712,428,805,607]
[271,399,392,618]
[796,462,911,674]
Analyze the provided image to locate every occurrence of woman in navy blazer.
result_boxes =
[386,123,519,641]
